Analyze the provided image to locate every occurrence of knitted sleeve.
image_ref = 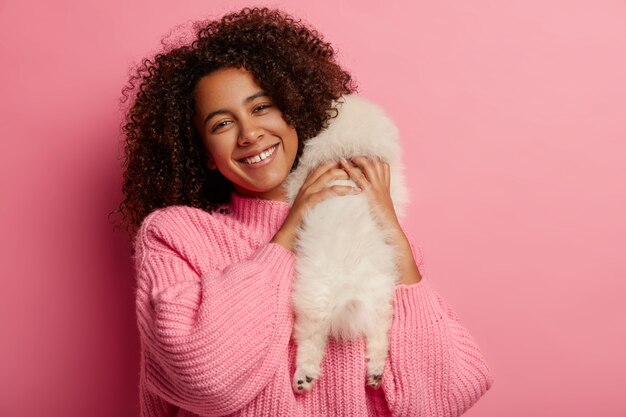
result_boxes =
[382,233,493,416]
[134,210,296,417]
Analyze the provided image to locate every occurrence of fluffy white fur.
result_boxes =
[284,94,408,392]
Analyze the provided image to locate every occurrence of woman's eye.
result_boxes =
[253,104,271,113]
[212,120,231,132]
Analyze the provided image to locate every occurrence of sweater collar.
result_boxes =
[228,192,291,241]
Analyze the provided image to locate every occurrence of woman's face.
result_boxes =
[193,67,299,201]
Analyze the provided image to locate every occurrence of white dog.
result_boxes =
[284,94,408,392]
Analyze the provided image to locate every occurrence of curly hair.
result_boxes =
[111,7,357,239]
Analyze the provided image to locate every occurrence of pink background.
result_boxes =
[1,0,625,416]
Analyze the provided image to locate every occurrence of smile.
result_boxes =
[240,144,278,165]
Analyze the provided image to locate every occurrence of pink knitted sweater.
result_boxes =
[133,193,492,417]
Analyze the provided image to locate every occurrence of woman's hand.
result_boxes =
[338,156,401,233]
[339,156,422,285]
[271,161,361,252]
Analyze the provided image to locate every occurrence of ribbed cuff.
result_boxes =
[252,242,296,282]
[394,276,447,325]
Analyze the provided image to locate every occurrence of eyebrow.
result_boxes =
[203,91,268,126]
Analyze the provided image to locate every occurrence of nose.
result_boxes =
[238,117,263,146]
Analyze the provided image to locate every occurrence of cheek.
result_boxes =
[202,142,215,159]
[266,112,293,131]
[203,144,226,170]
[204,136,231,159]
[287,128,299,152]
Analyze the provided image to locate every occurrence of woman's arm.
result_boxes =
[340,156,492,414]
[382,234,493,416]
[134,161,358,416]
[134,209,295,417]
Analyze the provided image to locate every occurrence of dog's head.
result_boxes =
[284,94,408,217]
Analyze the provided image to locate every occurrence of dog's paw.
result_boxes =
[367,373,383,388]
[293,367,318,393]
[366,357,385,389]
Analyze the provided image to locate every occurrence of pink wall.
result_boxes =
[1,0,625,416]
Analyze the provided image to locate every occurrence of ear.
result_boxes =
[207,156,217,170]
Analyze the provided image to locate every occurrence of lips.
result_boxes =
[239,144,278,165]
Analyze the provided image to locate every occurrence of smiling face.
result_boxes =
[193,67,299,201]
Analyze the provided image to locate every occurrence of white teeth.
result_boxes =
[242,145,277,164]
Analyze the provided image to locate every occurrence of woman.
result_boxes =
[117,7,492,416]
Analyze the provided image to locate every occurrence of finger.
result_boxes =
[307,168,351,194]
[383,162,390,187]
[329,184,362,196]
[320,185,362,200]
[339,158,369,189]
[373,158,386,180]
[302,160,340,189]
[350,156,379,186]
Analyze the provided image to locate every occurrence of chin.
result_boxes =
[283,94,408,393]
